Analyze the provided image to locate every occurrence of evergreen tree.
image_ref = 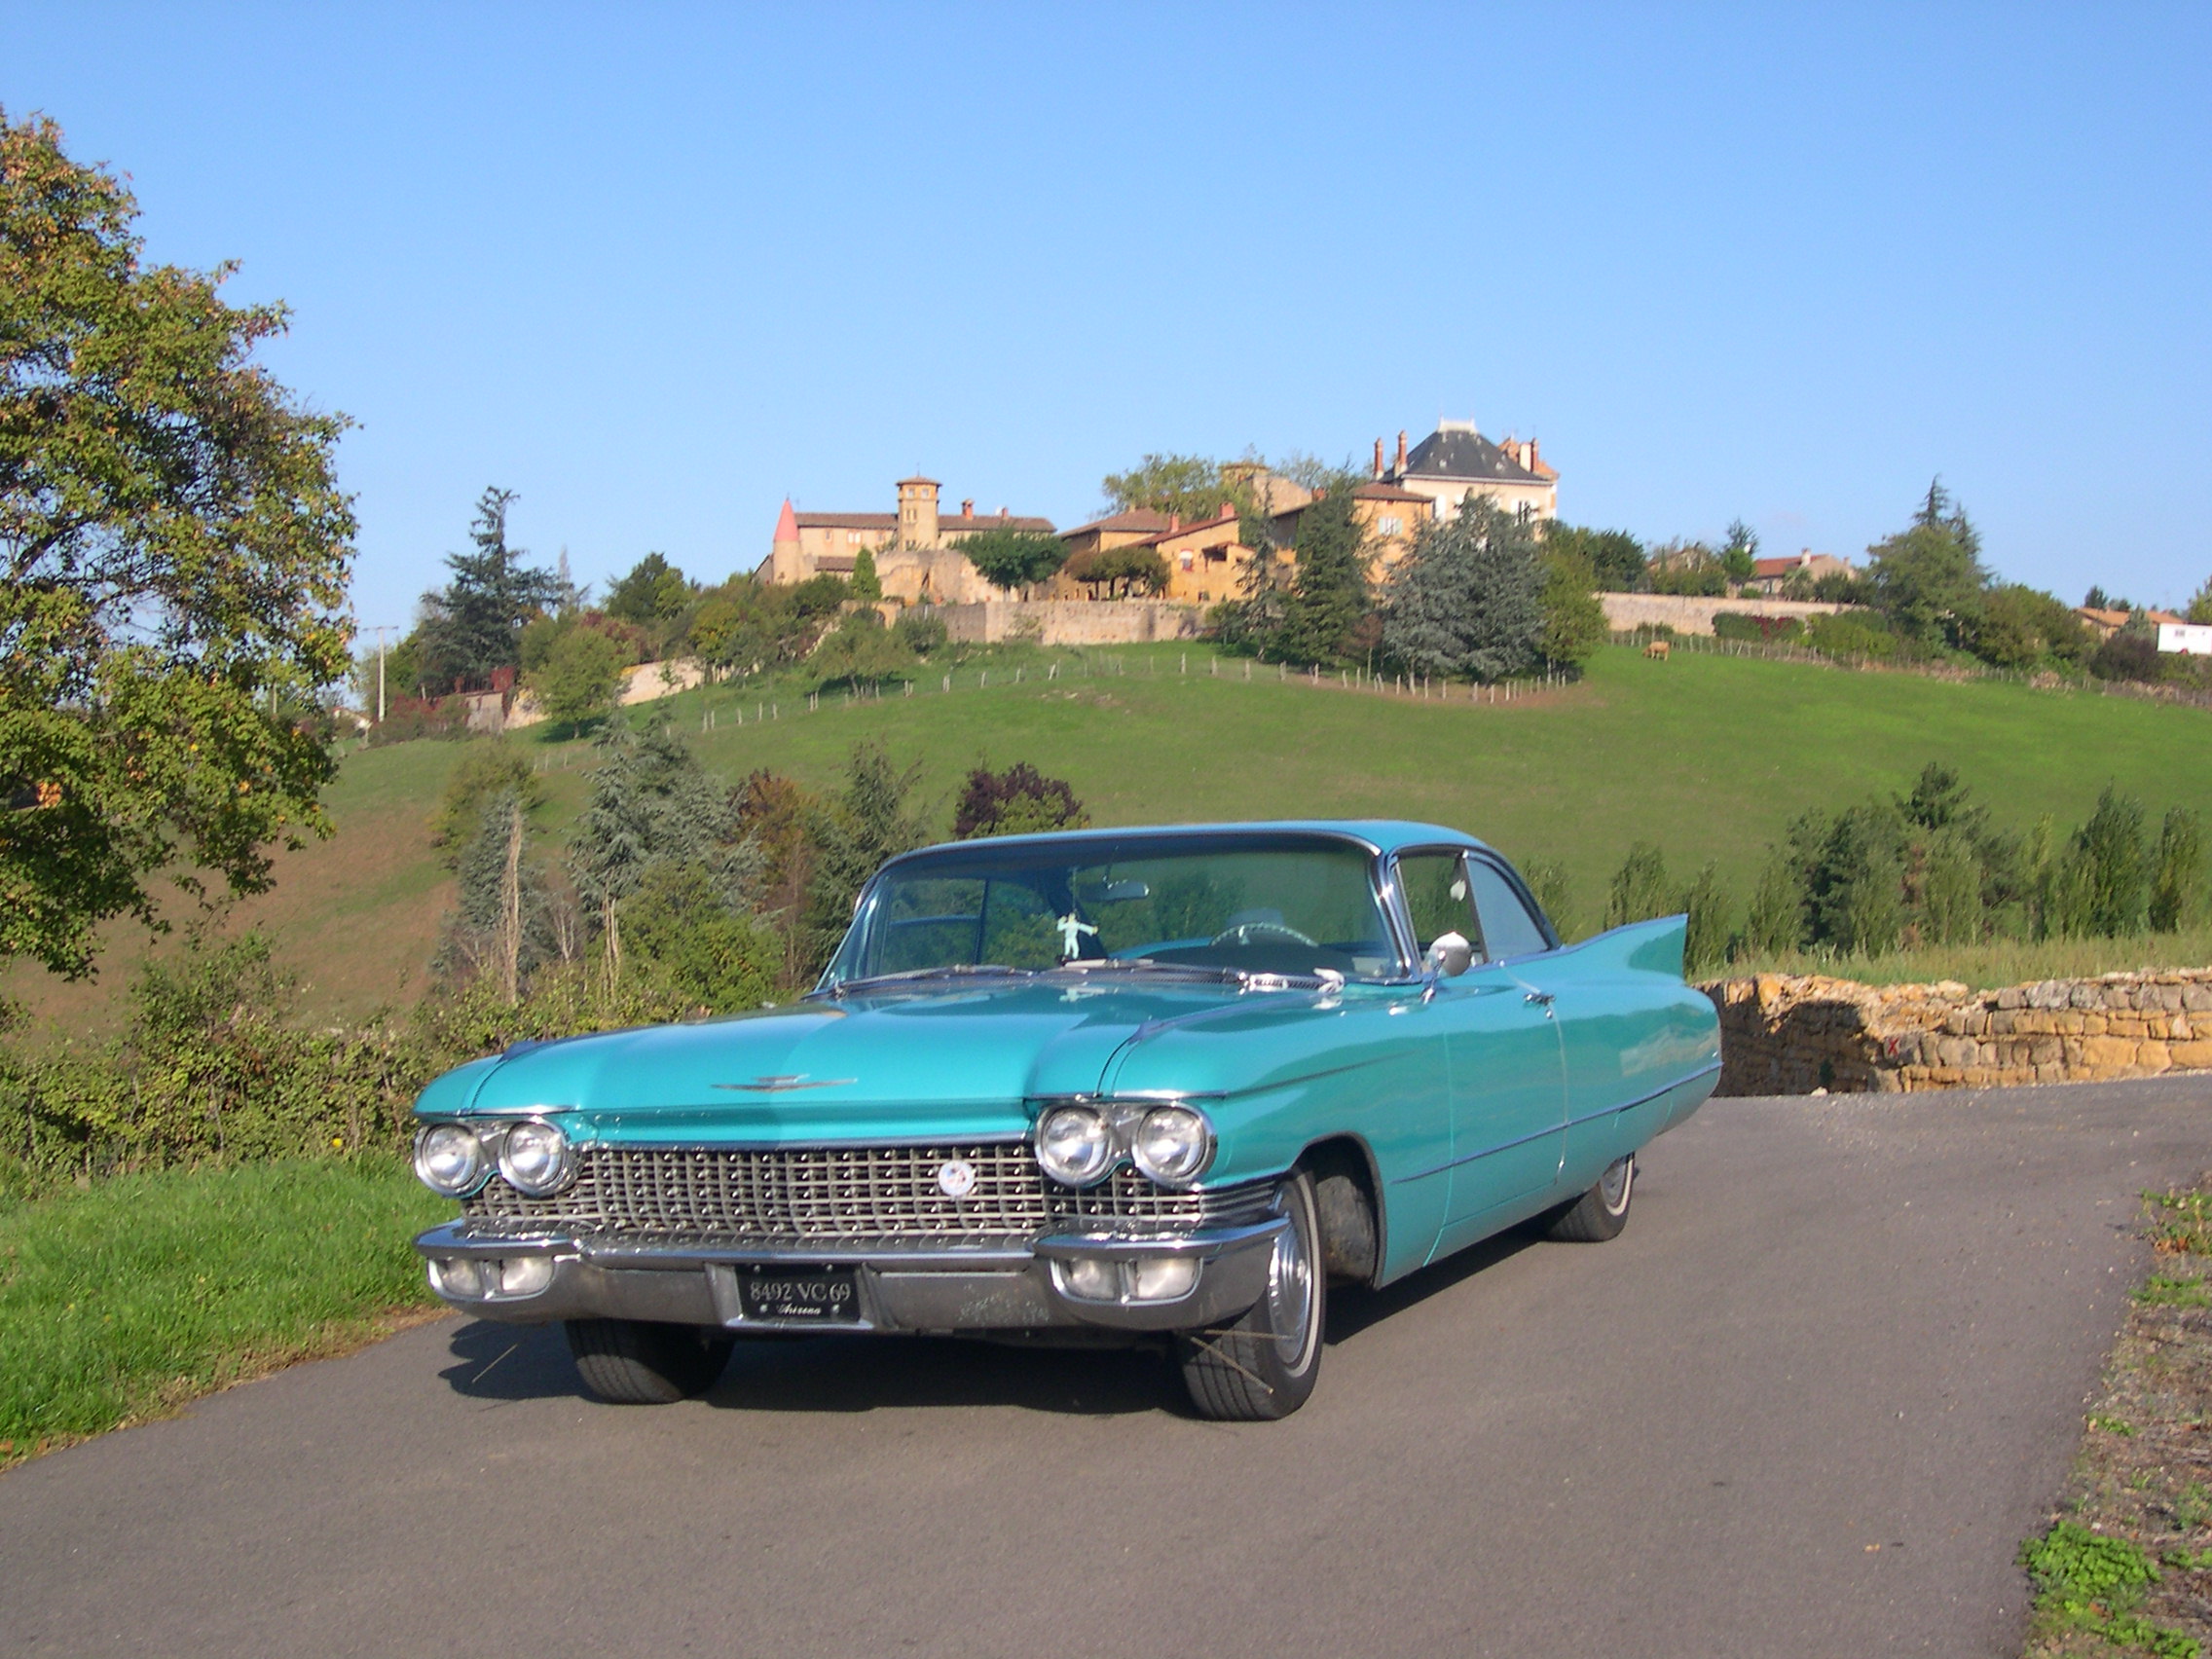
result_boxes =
[801,741,932,973]
[2150,808,2204,932]
[415,489,563,691]
[849,546,882,601]
[1380,498,1545,682]
[437,790,560,1000]
[1272,487,1369,666]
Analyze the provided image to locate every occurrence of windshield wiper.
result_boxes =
[826,964,1033,996]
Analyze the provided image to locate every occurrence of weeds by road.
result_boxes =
[0,1158,448,1469]
[2022,1180,2212,1657]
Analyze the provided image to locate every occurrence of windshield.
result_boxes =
[821,833,1404,987]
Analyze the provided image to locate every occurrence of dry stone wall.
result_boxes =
[1703,970,2212,1095]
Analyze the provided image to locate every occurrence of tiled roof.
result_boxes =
[795,512,898,530]
[1351,481,1430,503]
[1061,507,1175,537]
[942,514,1056,534]
[796,510,1055,533]
[1400,427,1544,485]
[1140,509,1240,547]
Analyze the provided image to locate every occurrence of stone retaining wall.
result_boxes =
[1703,970,2212,1094]
[1600,594,1856,637]
[937,599,1207,645]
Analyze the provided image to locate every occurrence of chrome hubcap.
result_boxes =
[1599,1156,1634,1214]
[1267,1191,1317,1364]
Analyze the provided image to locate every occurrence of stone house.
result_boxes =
[1742,550,1856,596]
[1375,422,1558,523]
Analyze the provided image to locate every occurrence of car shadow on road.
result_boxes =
[438,1319,1182,1418]
[1324,1219,1547,1346]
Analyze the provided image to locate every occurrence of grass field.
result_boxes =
[8,640,2209,1033]
[0,1159,449,1464]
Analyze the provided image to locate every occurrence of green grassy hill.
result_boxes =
[10,641,2208,1035]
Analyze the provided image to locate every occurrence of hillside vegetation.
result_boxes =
[7,641,2208,1038]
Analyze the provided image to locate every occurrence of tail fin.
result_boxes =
[1560,913,1688,979]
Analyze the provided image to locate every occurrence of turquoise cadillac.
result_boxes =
[412,822,1719,1419]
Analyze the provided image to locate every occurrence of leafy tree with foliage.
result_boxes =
[953,762,1088,838]
[809,609,911,691]
[432,742,545,866]
[1541,522,1646,593]
[1865,479,1989,650]
[620,859,779,1012]
[1100,454,1239,525]
[738,769,822,982]
[1969,583,2090,670]
[1062,544,1169,598]
[849,545,882,602]
[527,625,630,735]
[1605,843,1672,929]
[1380,498,1545,682]
[801,741,931,973]
[892,607,947,656]
[604,553,690,624]
[1,111,357,979]
[684,572,846,677]
[960,527,1069,595]
[1719,518,1759,585]
[414,488,563,692]
[1645,541,1728,597]
[2188,576,2212,626]
[437,790,563,1002]
[1272,485,1370,666]
[1538,545,1608,672]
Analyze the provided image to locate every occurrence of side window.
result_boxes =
[1396,852,1482,956]
[1466,860,1552,960]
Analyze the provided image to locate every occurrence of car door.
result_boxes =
[1464,856,1622,1196]
[1394,849,1568,1253]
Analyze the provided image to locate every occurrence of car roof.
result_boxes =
[882,820,1497,867]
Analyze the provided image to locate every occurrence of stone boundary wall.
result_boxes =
[938,599,1208,646]
[1601,594,1857,637]
[1703,970,2212,1095]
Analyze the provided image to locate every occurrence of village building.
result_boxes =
[759,476,1055,605]
[1742,549,1857,595]
[2079,606,2187,642]
[1377,421,1558,523]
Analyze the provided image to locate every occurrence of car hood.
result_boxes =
[435,977,1310,1145]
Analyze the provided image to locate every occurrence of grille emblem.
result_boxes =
[937,1160,977,1198]
[712,1075,857,1093]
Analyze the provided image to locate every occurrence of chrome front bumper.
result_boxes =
[412,1218,1286,1336]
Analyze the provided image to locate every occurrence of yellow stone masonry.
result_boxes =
[1700,968,2212,1095]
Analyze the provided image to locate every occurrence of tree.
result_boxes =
[1,111,356,979]
[527,625,629,735]
[1100,454,1236,524]
[1379,498,1545,682]
[432,742,545,866]
[604,553,690,624]
[954,762,1088,838]
[1542,522,1645,592]
[1969,584,2090,670]
[437,790,561,1002]
[569,723,747,983]
[2150,808,2203,932]
[1272,485,1370,666]
[414,488,562,691]
[848,545,882,602]
[801,741,931,973]
[1062,544,1169,598]
[1538,546,1608,672]
[808,609,911,691]
[1865,479,1989,650]
[2188,575,2212,626]
[1720,518,1759,585]
[960,527,1067,594]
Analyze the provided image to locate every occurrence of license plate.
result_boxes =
[739,1267,861,1323]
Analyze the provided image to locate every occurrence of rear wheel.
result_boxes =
[565,1318,734,1404]
[1546,1154,1635,1242]
[1176,1170,1325,1420]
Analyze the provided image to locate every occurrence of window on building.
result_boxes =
[1380,515,1402,536]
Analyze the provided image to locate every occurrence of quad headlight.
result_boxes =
[498,1119,573,1198]
[1034,1099,1215,1189]
[415,1123,488,1197]
[1036,1104,1114,1187]
[1131,1104,1213,1185]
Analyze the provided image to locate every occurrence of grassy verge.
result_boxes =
[2021,1181,2212,1658]
[1720,928,2212,991]
[0,1158,451,1468]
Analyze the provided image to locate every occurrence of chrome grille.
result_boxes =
[461,1142,1277,1244]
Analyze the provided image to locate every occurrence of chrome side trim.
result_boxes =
[1388,1061,1722,1186]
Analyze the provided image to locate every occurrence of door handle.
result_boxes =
[1524,989,1556,1007]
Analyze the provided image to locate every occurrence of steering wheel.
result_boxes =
[1209,920,1319,949]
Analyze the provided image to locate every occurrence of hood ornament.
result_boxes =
[713,1075,857,1093]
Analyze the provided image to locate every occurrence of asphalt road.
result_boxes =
[5,1075,2211,1658]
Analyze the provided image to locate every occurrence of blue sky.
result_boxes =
[6,4,2207,628]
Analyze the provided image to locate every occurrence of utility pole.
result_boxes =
[364,625,395,724]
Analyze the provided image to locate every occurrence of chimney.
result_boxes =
[1530,438,1542,471]
[1373,437,1383,478]
[1395,430,1408,473]
[1219,500,1234,520]
[961,498,974,518]
[997,505,1009,521]
[1168,512,1181,533]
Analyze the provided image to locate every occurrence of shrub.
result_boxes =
[431,741,545,863]
[893,607,948,656]
[2072,787,2150,937]
[2151,808,2205,932]
[1605,843,1672,930]
[1743,852,1808,957]
[1677,863,1733,975]
[953,762,1088,839]
[1517,859,1574,940]
[621,860,781,1013]
[1804,611,1899,661]
[1713,612,1803,645]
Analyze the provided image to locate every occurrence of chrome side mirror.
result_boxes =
[1426,932,1474,977]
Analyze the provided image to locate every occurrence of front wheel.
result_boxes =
[1546,1154,1636,1242]
[1176,1169,1326,1420]
[566,1318,734,1404]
